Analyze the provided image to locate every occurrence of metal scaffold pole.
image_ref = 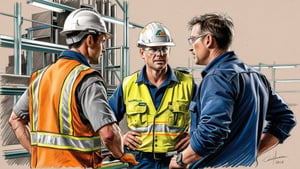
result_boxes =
[14,2,22,75]
[123,0,130,76]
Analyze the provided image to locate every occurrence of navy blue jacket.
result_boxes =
[189,51,296,168]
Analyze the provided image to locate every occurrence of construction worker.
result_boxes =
[108,22,195,169]
[8,8,138,168]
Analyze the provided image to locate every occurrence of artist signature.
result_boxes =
[263,150,287,165]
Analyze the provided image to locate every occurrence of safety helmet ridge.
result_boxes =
[60,8,111,45]
[137,22,175,47]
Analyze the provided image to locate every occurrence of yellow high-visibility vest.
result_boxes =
[122,70,193,153]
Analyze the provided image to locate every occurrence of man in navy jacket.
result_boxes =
[169,13,296,169]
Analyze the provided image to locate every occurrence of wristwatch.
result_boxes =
[176,152,186,167]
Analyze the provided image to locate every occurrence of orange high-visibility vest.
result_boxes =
[28,58,103,168]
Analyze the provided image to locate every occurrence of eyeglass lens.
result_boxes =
[145,47,169,54]
[188,34,208,45]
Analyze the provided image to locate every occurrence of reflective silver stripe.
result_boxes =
[130,124,184,134]
[31,132,101,152]
[31,67,48,131]
[59,64,89,135]
[30,64,100,152]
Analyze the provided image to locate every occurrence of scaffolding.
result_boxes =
[0,0,145,93]
[0,1,143,168]
[0,1,299,168]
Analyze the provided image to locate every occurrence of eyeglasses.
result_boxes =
[188,33,209,45]
[144,47,169,55]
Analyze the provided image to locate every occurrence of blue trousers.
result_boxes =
[126,149,172,169]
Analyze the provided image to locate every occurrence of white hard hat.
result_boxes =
[137,22,175,47]
[60,8,111,45]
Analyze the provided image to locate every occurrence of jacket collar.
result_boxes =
[201,51,237,78]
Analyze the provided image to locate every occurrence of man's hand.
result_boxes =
[120,153,139,165]
[123,131,142,150]
[174,132,190,151]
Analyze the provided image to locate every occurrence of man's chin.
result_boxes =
[90,58,100,65]
[90,61,98,64]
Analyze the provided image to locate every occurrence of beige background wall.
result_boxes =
[0,0,299,168]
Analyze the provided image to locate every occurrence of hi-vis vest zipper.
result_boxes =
[122,70,193,153]
[28,59,102,168]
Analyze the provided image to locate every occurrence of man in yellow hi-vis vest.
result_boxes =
[9,8,138,168]
[109,22,195,169]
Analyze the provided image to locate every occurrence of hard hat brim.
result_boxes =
[60,30,112,39]
[137,42,175,47]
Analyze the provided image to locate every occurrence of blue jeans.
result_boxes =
[126,149,172,169]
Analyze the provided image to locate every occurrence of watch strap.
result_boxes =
[176,152,186,167]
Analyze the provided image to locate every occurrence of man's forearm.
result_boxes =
[258,133,279,156]
[169,145,202,169]
[99,123,139,166]
[8,112,31,153]
[99,123,124,158]
[181,145,202,165]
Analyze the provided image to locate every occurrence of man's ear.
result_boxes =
[139,48,145,59]
[86,35,94,47]
[206,34,214,49]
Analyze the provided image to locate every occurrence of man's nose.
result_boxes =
[102,46,106,53]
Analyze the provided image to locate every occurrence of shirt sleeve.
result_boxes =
[13,89,30,121]
[78,73,117,132]
[263,90,296,143]
[108,84,126,122]
[190,74,234,157]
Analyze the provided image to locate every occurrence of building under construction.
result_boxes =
[0,0,299,168]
